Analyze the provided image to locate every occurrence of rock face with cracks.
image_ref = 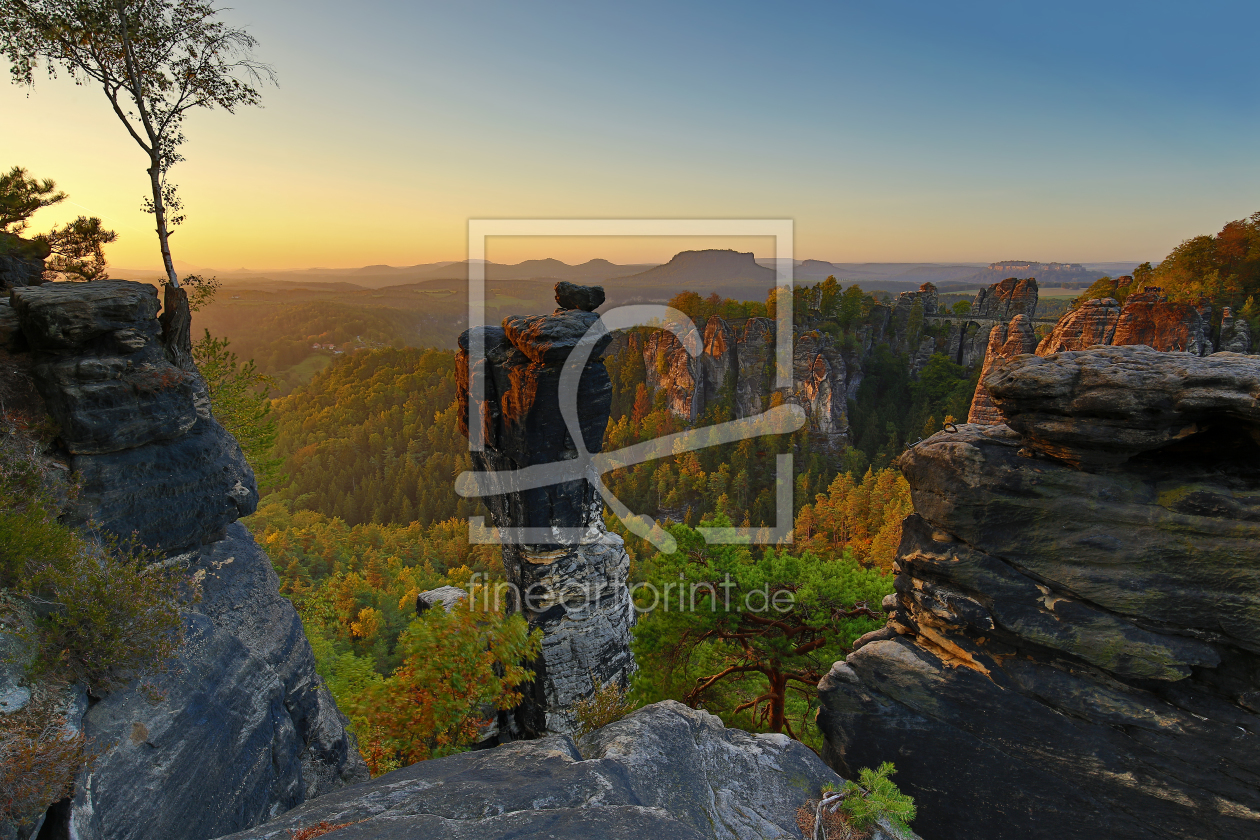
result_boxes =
[212,701,920,840]
[966,313,1036,425]
[456,283,634,736]
[2,280,366,839]
[816,344,1260,840]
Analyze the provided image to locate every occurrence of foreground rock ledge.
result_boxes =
[817,345,1260,840]
[212,701,920,840]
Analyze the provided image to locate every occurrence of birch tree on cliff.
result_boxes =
[0,0,274,363]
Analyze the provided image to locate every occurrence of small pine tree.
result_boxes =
[840,762,917,834]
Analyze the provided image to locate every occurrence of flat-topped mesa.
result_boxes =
[455,282,634,737]
[817,344,1260,840]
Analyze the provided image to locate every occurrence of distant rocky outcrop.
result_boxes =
[620,249,776,287]
[1220,305,1253,353]
[816,345,1260,840]
[2,280,366,839]
[1111,287,1212,354]
[213,701,918,840]
[1036,286,1227,357]
[966,314,1036,425]
[970,277,1038,321]
[456,283,635,736]
[1035,296,1121,353]
[626,277,1048,450]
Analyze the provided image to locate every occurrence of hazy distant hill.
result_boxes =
[419,258,654,282]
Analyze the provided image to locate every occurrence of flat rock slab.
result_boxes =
[502,310,608,364]
[214,701,845,840]
[11,280,160,351]
[985,344,1260,464]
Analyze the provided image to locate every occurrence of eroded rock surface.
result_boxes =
[10,280,257,552]
[66,525,367,840]
[3,280,366,838]
[971,277,1038,321]
[456,286,634,735]
[213,702,893,840]
[984,345,1260,466]
[1111,287,1211,354]
[966,314,1036,425]
[817,346,1260,840]
[1035,296,1120,354]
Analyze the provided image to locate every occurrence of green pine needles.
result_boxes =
[836,762,917,835]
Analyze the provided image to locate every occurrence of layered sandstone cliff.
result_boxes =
[1,281,366,839]
[817,345,1260,840]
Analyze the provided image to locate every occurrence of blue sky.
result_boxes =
[4,0,1256,268]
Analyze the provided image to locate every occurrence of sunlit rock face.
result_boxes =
[966,314,1037,425]
[1036,296,1121,354]
[1112,287,1213,355]
[1038,286,1227,357]
[817,345,1260,840]
[456,283,634,737]
[971,276,1038,321]
[5,280,365,840]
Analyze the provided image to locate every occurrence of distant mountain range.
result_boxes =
[114,253,1145,295]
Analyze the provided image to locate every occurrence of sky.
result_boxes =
[3,0,1258,271]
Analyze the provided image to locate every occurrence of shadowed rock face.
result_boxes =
[4,281,367,839]
[554,280,605,312]
[67,525,368,840]
[0,232,47,290]
[1220,306,1253,353]
[456,293,633,736]
[817,345,1260,840]
[213,702,918,840]
[985,345,1260,466]
[10,280,256,551]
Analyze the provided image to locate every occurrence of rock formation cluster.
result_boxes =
[1035,285,1237,356]
[214,700,918,840]
[629,278,1043,449]
[1,280,365,839]
[456,284,635,736]
[817,344,1260,840]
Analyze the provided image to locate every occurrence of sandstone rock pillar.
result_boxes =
[966,313,1036,425]
[456,283,634,736]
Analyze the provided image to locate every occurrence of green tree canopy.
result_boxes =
[631,521,889,739]
[0,166,116,280]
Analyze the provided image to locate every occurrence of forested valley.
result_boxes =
[202,210,1260,771]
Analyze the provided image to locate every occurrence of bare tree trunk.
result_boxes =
[148,160,179,289]
[160,282,193,371]
[768,671,787,734]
